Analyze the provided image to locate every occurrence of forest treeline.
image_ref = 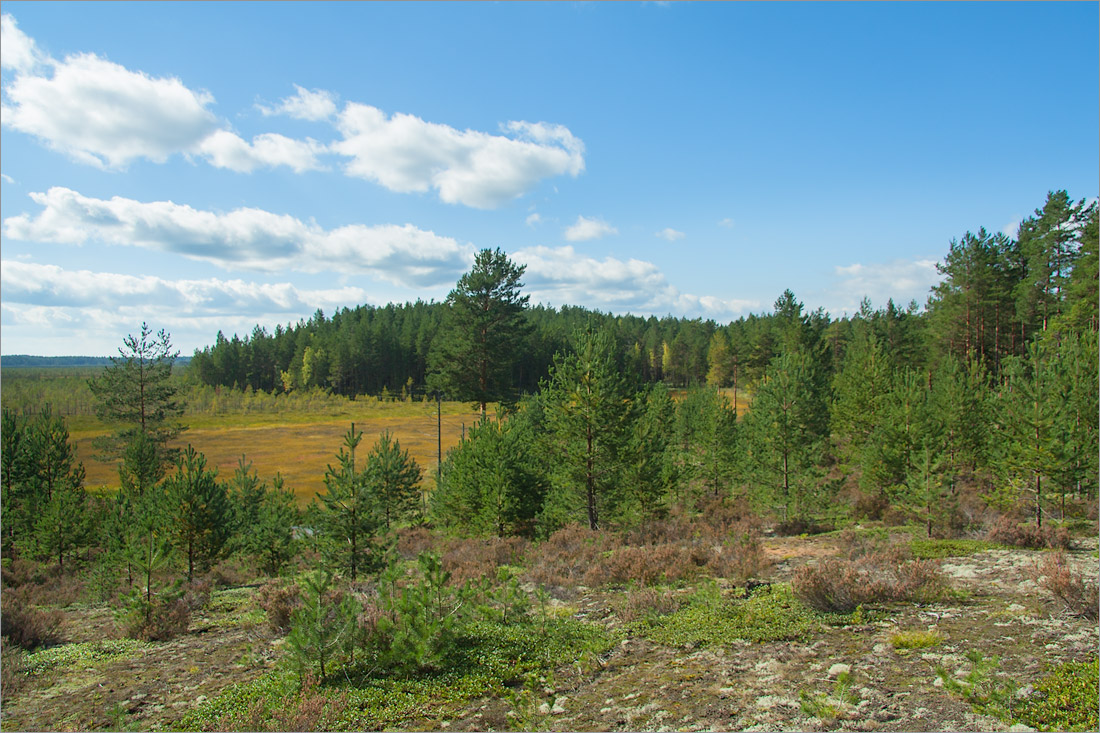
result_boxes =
[188,191,1098,403]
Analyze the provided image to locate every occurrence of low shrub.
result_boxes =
[1015,659,1099,732]
[441,536,529,586]
[610,586,682,625]
[524,525,620,593]
[890,629,943,650]
[704,527,769,583]
[0,588,65,650]
[121,591,192,641]
[584,544,698,588]
[775,518,834,536]
[1033,553,1099,620]
[256,580,302,634]
[986,515,1072,550]
[791,552,948,613]
[1,642,28,701]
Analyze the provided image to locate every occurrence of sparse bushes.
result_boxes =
[985,514,1072,550]
[1033,552,1099,620]
[121,592,192,641]
[610,586,682,625]
[791,552,948,613]
[257,580,302,634]
[0,588,64,650]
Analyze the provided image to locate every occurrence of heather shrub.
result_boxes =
[1033,552,1099,620]
[705,526,769,583]
[0,588,65,650]
[610,586,682,625]
[257,580,303,634]
[525,525,620,593]
[583,544,697,587]
[396,526,439,559]
[441,536,529,586]
[0,642,28,702]
[792,552,948,613]
[986,515,1072,550]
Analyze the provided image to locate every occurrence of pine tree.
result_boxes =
[990,340,1065,528]
[317,425,385,580]
[366,431,423,530]
[164,446,230,581]
[741,349,829,522]
[88,323,185,464]
[433,411,545,537]
[541,326,633,531]
[428,248,532,415]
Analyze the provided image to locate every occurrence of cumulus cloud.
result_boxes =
[0,14,46,73]
[514,245,757,318]
[831,258,943,313]
[655,227,685,242]
[4,187,474,287]
[0,17,323,173]
[257,84,338,121]
[564,215,617,242]
[1,50,219,168]
[197,130,327,173]
[332,104,585,209]
[0,261,375,355]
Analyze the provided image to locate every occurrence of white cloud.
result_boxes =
[4,187,475,287]
[718,217,734,228]
[1,173,14,184]
[1,50,220,168]
[564,215,617,242]
[1001,218,1020,240]
[0,262,377,355]
[0,14,46,74]
[332,104,585,208]
[514,245,757,318]
[831,258,942,313]
[0,18,323,173]
[526,212,543,227]
[196,130,327,173]
[257,84,338,121]
[655,227,685,242]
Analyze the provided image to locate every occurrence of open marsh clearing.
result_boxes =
[71,402,482,502]
[3,530,1095,732]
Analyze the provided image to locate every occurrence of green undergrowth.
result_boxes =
[642,582,855,647]
[175,616,614,731]
[1015,659,1099,732]
[22,639,151,676]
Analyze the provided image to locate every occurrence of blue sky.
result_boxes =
[2,1,1097,356]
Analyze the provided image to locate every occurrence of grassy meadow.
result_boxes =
[1,367,481,503]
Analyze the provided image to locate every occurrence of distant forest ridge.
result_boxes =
[2,355,192,368]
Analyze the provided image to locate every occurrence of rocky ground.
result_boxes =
[2,533,1096,732]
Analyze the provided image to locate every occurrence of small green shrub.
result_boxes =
[22,639,150,676]
[1015,659,1099,732]
[646,583,818,647]
[890,629,943,650]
